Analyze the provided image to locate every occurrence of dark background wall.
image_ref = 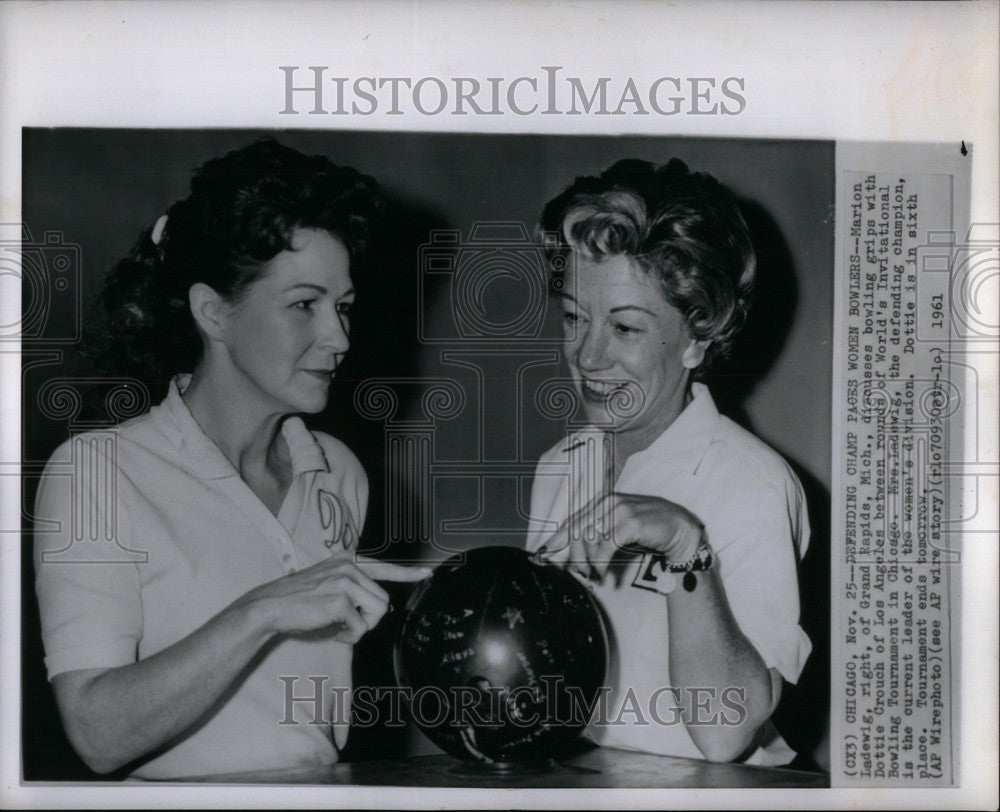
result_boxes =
[21,129,833,777]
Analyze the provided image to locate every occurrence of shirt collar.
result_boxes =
[280,415,329,476]
[157,374,330,479]
[559,382,721,477]
[626,382,720,476]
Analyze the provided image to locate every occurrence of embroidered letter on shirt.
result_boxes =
[317,489,356,551]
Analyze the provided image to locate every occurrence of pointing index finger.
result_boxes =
[355,556,433,582]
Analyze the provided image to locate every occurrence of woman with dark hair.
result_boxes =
[527,159,810,764]
[33,139,429,779]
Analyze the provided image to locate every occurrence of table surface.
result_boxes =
[168,746,828,788]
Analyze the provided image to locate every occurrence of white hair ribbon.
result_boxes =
[151,214,168,246]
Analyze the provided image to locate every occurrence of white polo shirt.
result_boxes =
[526,383,812,766]
[34,375,368,779]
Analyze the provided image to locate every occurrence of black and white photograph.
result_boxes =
[1,2,996,809]
[18,129,833,787]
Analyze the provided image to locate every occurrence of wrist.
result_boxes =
[632,532,714,597]
[672,520,706,562]
[230,594,279,644]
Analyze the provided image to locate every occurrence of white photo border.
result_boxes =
[1,1,996,809]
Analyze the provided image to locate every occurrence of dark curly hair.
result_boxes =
[91,138,383,386]
[539,158,755,367]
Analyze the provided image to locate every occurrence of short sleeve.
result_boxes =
[712,476,812,685]
[33,434,143,680]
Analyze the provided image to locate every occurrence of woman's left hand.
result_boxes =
[539,491,704,580]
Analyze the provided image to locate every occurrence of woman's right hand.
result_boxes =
[48,553,431,774]
[240,554,432,643]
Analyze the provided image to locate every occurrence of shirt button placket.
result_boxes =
[278,537,297,573]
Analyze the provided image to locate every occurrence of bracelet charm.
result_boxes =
[631,537,713,596]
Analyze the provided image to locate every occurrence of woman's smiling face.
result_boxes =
[218,228,355,415]
[561,252,701,450]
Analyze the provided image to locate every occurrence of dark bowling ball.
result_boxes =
[394,546,608,764]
